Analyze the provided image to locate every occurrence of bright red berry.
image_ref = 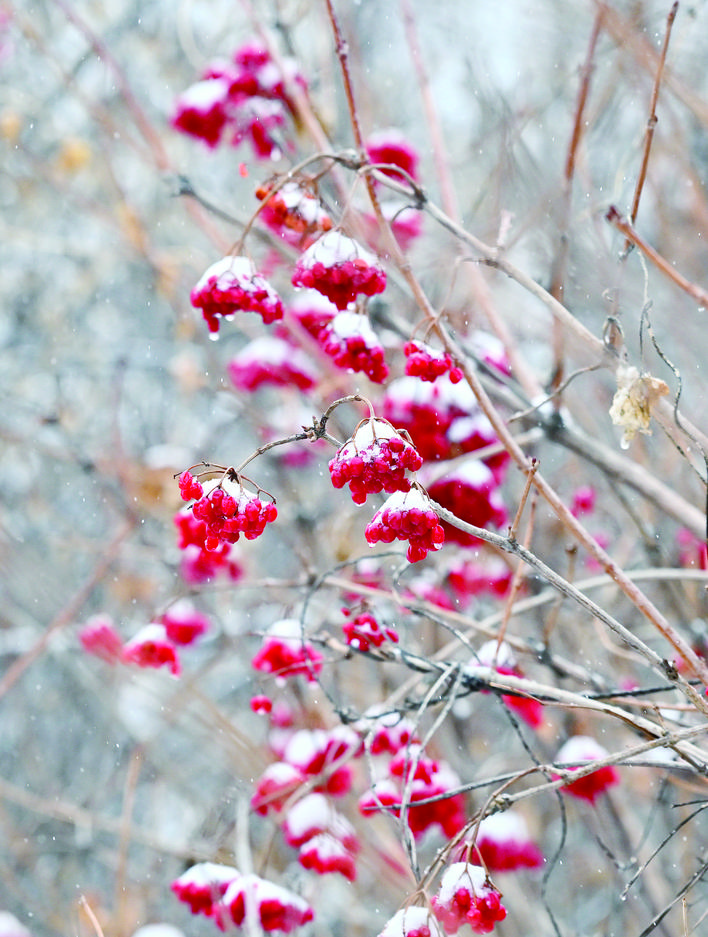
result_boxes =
[292,231,386,310]
[329,419,422,504]
[190,256,284,336]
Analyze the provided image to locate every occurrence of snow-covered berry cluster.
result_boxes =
[366,128,420,182]
[404,341,463,384]
[320,310,389,382]
[377,907,444,937]
[425,462,508,548]
[468,640,544,729]
[329,419,422,504]
[256,180,332,246]
[365,487,445,563]
[172,41,306,159]
[464,810,544,873]
[359,743,466,840]
[554,736,620,804]
[227,337,317,392]
[292,231,386,309]
[431,864,507,935]
[174,508,243,584]
[191,256,284,336]
[341,609,399,652]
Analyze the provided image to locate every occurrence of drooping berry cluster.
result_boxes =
[554,736,620,804]
[256,181,332,246]
[292,231,386,310]
[251,618,323,683]
[329,419,422,504]
[359,743,466,840]
[431,864,507,935]
[319,310,388,382]
[220,874,315,933]
[404,341,463,384]
[227,337,317,392]
[366,128,420,182]
[425,462,508,547]
[172,41,306,159]
[341,609,399,652]
[463,811,544,873]
[469,640,544,729]
[191,256,284,336]
[365,488,445,563]
[174,508,244,584]
[180,472,277,551]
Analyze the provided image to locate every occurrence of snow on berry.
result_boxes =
[250,694,273,715]
[366,129,420,181]
[404,341,463,384]
[187,476,277,551]
[554,736,620,804]
[377,907,445,937]
[79,614,123,664]
[226,336,317,393]
[320,310,389,383]
[122,624,181,677]
[329,419,422,505]
[218,874,314,933]
[251,619,323,684]
[190,256,284,336]
[171,862,240,917]
[466,811,544,872]
[365,487,445,563]
[283,792,359,851]
[160,599,210,646]
[251,761,305,815]
[171,77,232,148]
[425,462,507,548]
[229,97,287,160]
[298,832,358,880]
[292,231,386,309]
[366,714,420,756]
[342,609,399,652]
[431,864,507,935]
[447,555,512,602]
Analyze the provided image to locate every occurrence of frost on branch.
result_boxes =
[609,363,669,449]
[329,418,423,504]
[190,256,284,336]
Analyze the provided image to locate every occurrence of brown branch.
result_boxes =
[625,1,679,248]
[607,205,708,308]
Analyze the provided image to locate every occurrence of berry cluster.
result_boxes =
[359,744,466,840]
[404,340,463,384]
[174,509,243,584]
[288,289,337,339]
[366,128,420,182]
[182,475,277,551]
[554,736,620,804]
[341,609,399,652]
[465,811,544,873]
[365,488,445,563]
[431,864,507,935]
[171,862,240,917]
[190,256,284,336]
[220,874,315,933]
[320,311,389,382]
[329,419,422,504]
[172,41,305,159]
[251,618,323,683]
[425,462,508,548]
[122,624,182,677]
[470,640,544,729]
[256,181,332,245]
[227,337,317,392]
[292,231,386,310]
